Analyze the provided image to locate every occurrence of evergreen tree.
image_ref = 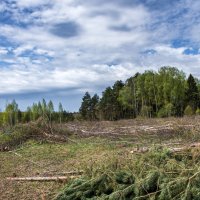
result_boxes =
[91,94,99,120]
[185,74,199,111]
[98,81,124,121]
[79,92,92,120]
[99,87,115,120]
[112,80,124,119]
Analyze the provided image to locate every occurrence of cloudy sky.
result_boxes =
[0,0,200,111]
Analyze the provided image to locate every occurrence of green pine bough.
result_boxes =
[56,148,200,200]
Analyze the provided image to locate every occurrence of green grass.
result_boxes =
[1,117,200,199]
[0,137,129,199]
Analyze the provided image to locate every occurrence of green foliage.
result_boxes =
[157,107,167,118]
[4,100,20,126]
[139,171,160,195]
[195,108,200,115]
[56,146,200,200]
[140,105,152,118]
[99,81,124,120]
[0,99,74,126]
[82,66,198,120]
[184,105,194,116]
[56,174,114,200]
[159,178,188,199]
[185,74,199,111]
[79,92,99,120]
[115,171,135,185]
[0,124,39,150]
[56,173,136,200]
[157,103,174,118]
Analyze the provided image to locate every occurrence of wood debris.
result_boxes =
[6,175,80,182]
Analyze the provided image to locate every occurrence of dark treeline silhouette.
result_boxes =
[79,67,200,120]
[0,99,74,126]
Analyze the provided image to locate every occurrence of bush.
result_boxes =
[184,105,194,116]
[140,106,152,118]
[157,103,174,118]
[0,123,40,151]
[157,107,168,118]
[196,108,200,115]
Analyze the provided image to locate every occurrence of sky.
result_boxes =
[0,0,200,111]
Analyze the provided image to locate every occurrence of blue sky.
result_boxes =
[0,0,200,111]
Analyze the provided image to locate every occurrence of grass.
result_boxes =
[0,117,200,199]
[0,137,124,199]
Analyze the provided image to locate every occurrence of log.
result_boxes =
[130,142,200,154]
[6,175,80,182]
[42,170,84,176]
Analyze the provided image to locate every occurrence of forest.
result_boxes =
[1,67,200,199]
[0,99,74,126]
[0,66,200,127]
[80,66,200,120]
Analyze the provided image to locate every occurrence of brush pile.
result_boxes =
[56,147,200,200]
[0,118,72,151]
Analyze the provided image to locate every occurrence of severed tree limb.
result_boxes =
[42,170,84,176]
[130,142,200,154]
[6,175,80,182]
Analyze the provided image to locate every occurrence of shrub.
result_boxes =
[0,123,40,151]
[158,107,168,118]
[196,108,200,115]
[184,105,194,116]
[157,103,174,118]
[140,106,152,118]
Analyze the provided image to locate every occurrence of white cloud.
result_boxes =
[15,0,52,8]
[0,47,8,55]
[0,0,200,100]
[13,44,34,56]
[0,63,140,95]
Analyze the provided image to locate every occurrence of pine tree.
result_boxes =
[79,92,92,120]
[91,94,99,120]
[185,74,199,112]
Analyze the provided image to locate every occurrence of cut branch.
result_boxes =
[6,175,80,182]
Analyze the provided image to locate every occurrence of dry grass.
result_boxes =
[0,117,200,199]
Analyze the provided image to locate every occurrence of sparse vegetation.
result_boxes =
[0,117,200,199]
[0,67,200,199]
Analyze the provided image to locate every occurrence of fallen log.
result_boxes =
[6,175,80,182]
[42,170,84,176]
[130,142,200,154]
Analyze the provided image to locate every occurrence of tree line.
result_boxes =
[1,66,199,126]
[79,67,200,120]
[0,99,74,126]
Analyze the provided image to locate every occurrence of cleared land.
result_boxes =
[0,117,200,199]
